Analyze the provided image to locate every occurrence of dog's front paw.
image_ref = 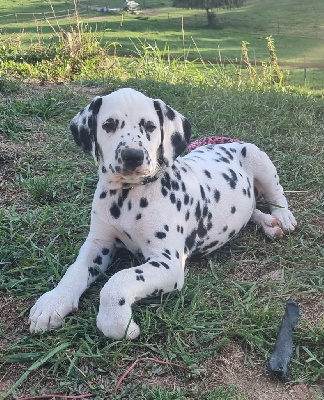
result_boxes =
[97,303,140,340]
[272,208,297,234]
[29,289,79,333]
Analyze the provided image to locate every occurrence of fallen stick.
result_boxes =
[268,299,301,381]
[17,394,93,400]
[115,357,190,390]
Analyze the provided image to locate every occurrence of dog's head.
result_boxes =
[70,88,191,188]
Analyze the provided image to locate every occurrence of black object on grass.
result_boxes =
[268,299,300,381]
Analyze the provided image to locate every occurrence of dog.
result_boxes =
[29,88,297,339]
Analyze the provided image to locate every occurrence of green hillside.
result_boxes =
[0,0,323,88]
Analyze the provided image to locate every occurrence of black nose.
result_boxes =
[121,148,144,170]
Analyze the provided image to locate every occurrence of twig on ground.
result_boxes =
[17,394,93,400]
[115,357,190,390]
[284,190,308,193]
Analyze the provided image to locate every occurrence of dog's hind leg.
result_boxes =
[242,144,297,237]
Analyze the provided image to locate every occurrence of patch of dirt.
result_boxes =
[116,342,323,399]
[0,137,26,208]
[0,295,32,397]
[20,81,108,99]
[198,342,322,400]
[298,295,324,327]
[0,295,30,351]
[141,7,168,16]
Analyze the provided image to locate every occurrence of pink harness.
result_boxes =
[188,136,243,152]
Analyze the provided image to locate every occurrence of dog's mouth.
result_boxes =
[111,161,166,187]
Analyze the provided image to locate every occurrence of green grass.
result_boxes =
[0,1,323,398]
[0,0,324,89]
[0,73,323,399]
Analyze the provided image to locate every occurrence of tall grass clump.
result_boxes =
[0,21,120,82]
[0,9,289,93]
[125,36,289,93]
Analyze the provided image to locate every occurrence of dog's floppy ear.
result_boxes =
[70,96,103,163]
[153,99,191,166]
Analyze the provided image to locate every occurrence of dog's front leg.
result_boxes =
[97,258,185,339]
[29,222,116,333]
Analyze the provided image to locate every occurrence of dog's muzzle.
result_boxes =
[121,148,144,171]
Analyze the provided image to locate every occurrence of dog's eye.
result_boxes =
[103,118,118,133]
[145,121,156,133]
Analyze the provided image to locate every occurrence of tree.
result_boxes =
[173,0,245,26]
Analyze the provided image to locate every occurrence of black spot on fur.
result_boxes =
[220,146,234,160]
[160,262,170,269]
[197,220,207,238]
[222,169,238,189]
[166,105,175,120]
[241,146,247,157]
[140,197,149,207]
[119,298,125,306]
[88,266,99,277]
[163,173,171,190]
[182,118,191,143]
[171,132,187,158]
[204,170,211,179]
[214,189,220,202]
[195,202,201,221]
[231,206,236,214]
[171,180,179,191]
[220,156,230,164]
[185,230,197,251]
[202,205,208,218]
[149,261,160,268]
[155,231,166,239]
[162,252,171,260]
[102,248,110,255]
[170,193,176,204]
[136,213,142,220]
[202,240,219,252]
[200,185,206,200]
[110,202,120,219]
[135,269,143,274]
[185,210,190,221]
[93,255,102,265]
[100,191,107,199]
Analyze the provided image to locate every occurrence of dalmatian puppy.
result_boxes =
[29,88,297,339]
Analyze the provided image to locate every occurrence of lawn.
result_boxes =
[0,0,324,89]
[0,72,323,398]
[0,0,323,399]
